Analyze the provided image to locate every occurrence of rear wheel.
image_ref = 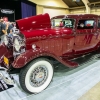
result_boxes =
[19,58,54,94]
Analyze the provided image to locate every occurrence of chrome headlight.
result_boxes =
[13,33,26,58]
[13,33,25,52]
[14,38,21,52]
[3,35,8,45]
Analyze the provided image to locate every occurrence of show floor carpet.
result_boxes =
[0,58,100,100]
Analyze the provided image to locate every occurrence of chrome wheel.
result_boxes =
[30,66,48,87]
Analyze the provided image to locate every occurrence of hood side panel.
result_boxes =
[16,13,51,31]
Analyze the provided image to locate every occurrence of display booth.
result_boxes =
[0,0,36,21]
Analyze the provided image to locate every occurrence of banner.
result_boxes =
[0,9,15,22]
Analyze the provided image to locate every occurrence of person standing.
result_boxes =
[0,18,7,42]
[6,22,13,34]
[59,21,64,27]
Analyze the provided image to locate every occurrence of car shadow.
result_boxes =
[53,56,99,77]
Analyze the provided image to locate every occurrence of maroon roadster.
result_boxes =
[0,13,100,94]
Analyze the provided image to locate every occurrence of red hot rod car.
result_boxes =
[0,13,100,94]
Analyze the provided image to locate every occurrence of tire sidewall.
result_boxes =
[25,59,53,93]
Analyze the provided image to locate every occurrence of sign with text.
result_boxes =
[0,9,15,22]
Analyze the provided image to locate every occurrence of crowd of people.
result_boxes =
[0,17,16,41]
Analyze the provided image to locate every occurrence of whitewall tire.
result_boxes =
[19,58,54,94]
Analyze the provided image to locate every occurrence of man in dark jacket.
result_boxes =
[0,18,7,42]
[0,18,6,36]
[6,22,13,34]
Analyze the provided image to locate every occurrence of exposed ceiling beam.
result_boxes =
[68,6,85,10]
[87,1,100,6]
[81,0,90,14]
[68,1,100,10]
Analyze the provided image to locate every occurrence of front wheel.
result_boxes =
[19,58,54,94]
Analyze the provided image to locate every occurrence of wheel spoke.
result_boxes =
[30,66,48,87]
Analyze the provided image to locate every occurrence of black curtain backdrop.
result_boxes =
[0,0,36,21]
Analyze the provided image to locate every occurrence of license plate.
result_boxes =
[4,56,9,66]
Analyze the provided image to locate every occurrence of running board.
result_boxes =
[61,59,79,68]
[61,53,100,68]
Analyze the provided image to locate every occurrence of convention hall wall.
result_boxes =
[29,0,69,18]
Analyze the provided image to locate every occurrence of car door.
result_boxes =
[74,18,97,55]
[62,18,75,57]
[96,18,100,46]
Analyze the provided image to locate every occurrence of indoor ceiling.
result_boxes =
[62,0,84,7]
[88,0,100,2]
[62,0,100,7]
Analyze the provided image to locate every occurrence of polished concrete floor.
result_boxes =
[0,57,100,100]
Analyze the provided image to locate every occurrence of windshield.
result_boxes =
[51,18,75,28]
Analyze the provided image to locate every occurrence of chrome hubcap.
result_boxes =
[30,66,48,87]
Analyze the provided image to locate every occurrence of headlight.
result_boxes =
[13,33,26,58]
[14,38,21,52]
[3,35,8,45]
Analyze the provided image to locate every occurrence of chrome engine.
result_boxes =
[2,31,26,58]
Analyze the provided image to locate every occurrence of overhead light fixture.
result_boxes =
[72,0,80,2]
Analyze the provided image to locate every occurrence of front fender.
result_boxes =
[0,44,13,64]
[12,49,57,68]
